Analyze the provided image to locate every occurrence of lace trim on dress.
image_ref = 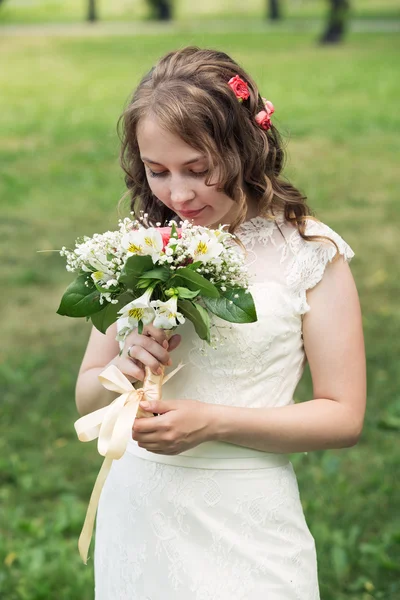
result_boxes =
[236,215,355,315]
[285,219,355,314]
[234,214,284,249]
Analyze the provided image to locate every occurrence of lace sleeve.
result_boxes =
[285,219,355,315]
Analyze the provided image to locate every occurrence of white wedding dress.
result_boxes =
[94,214,354,599]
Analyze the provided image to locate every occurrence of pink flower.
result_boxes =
[255,99,275,131]
[262,99,275,116]
[228,75,250,102]
[157,226,182,249]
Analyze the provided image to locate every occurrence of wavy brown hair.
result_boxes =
[118,46,338,253]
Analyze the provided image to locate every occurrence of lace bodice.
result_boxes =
[157,215,354,411]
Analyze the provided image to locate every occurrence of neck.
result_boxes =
[210,198,259,230]
[244,198,260,222]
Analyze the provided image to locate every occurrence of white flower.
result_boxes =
[121,227,163,263]
[187,233,224,263]
[150,297,185,330]
[62,227,126,280]
[91,270,115,286]
[213,226,232,244]
[115,288,155,349]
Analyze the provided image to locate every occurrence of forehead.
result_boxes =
[137,115,202,162]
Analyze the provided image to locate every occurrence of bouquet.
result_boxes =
[58,216,257,398]
[57,215,257,562]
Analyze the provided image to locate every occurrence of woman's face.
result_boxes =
[137,115,247,228]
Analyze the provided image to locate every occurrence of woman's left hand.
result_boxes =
[132,398,216,455]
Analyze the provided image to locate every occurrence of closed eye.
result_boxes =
[148,169,167,178]
[147,169,209,178]
[191,169,209,178]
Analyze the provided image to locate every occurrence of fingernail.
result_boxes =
[140,401,149,408]
[167,359,172,367]
[163,340,169,349]
[157,367,163,375]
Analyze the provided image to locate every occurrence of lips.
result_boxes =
[177,207,205,218]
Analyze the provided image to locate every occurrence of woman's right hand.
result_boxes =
[107,325,182,384]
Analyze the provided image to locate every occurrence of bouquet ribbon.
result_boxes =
[74,362,183,564]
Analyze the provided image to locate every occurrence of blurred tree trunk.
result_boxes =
[320,0,350,44]
[148,0,173,21]
[268,0,281,21]
[87,0,97,22]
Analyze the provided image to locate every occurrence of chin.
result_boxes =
[177,209,210,226]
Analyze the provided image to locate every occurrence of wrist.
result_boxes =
[205,403,227,442]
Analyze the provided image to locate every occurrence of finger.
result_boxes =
[136,442,165,454]
[142,324,168,346]
[132,430,158,442]
[132,416,160,434]
[121,359,145,383]
[126,345,165,376]
[139,400,176,414]
[124,327,167,355]
[138,444,170,455]
[167,334,181,352]
[128,333,171,366]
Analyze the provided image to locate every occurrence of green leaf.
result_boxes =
[90,291,134,334]
[178,300,210,342]
[186,261,202,271]
[136,278,155,289]
[203,288,257,323]
[176,287,200,299]
[119,255,153,287]
[194,303,211,340]
[170,222,179,239]
[171,267,219,298]
[57,273,102,317]
[141,266,170,282]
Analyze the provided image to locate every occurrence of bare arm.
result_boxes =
[75,322,181,416]
[207,256,367,453]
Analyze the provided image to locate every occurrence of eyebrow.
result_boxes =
[141,156,205,166]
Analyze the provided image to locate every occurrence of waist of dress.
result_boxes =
[125,439,290,470]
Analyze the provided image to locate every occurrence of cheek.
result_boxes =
[204,185,234,209]
[147,176,168,201]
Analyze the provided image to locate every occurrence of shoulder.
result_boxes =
[301,217,354,260]
[282,216,354,260]
[281,217,355,314]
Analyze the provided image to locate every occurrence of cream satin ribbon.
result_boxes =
[74,362,183,564]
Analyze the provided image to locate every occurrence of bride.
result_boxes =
[75,46,366,599]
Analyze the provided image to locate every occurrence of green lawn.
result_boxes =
[0,0,399,24]
[1,27,400,600]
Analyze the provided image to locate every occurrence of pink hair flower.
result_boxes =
[255,99,275,131]
[228,75,250,102]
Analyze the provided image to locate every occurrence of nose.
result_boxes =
[169,176,196,205]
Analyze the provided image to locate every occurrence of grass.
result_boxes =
[0,0,399,25]
[1,26,400,600]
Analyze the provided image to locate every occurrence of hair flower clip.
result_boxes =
[228,75,250,103]
[255,98,275,131]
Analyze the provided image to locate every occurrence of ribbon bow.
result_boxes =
[74,362,183,564]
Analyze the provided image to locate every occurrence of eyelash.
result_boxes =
[148,169,208,179]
